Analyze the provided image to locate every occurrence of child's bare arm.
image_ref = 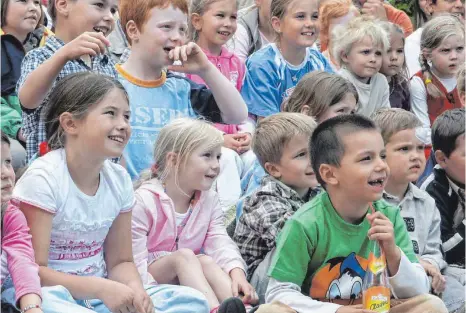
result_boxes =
[19,32,109,110]
[167,43,248,124]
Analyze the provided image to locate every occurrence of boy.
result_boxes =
[373,108,464,313]
[233,113,319,303]
[266,115,447,313]
[17,0,118,161]
[118,0,248,179]
[420,108,465,286]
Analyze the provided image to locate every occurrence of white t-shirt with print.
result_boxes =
[13,149,134,278]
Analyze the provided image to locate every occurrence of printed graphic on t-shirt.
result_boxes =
[309,253,370,304]
[412,240,419,254]
[230,71,239,86]
[403,217,415,232]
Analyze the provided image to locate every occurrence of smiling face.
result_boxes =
[385,128,426,186]
[429,0,464,19]
[331,130,390,204]
[73,88,131,160]
[273,0,320,50]
[192,0,237,53]
[60,0,118,40]
[1,142,15,203]
[342,36,384,83]
[381,30,405,78]
[428,34,465,78]
[3,0,41,41]
[131,5,188,69]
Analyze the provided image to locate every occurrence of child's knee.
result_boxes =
[198,255,215,269]
[173,248,197,261]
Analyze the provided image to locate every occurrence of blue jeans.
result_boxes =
[3,284,209,313]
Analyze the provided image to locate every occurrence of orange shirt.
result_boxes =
[384,4,413,36]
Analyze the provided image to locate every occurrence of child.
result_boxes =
[227,0,275,62]
[1,132,42,313]
[118,0,248,181]
[373,108,465,313]
[283,71,358,122]
[239,71,357,216]
[265,114,447,312]
[187,0,256,210]
[333,16,391,117]
[420,108,465,286]
[380,22,411,111]
[131,118,257,313]
[241,0,333,120]
[410,15,464,147]
[17,0,117,162]
[233,113,319,304]
[319,0,359,70]
[11,72,210,313]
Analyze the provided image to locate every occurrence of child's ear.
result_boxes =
[55,0,71,18]
[271,16,282,34]
[264,162,282,179]
[166,152,179,169]
[319,164,339,186]
[59,112,79,135]
[125,20,140,43]
[300,105,311,116]
[434,150,448,169]
[422,48,432,62]
[425,0,434,14]
[340,51,349,64]
[191,13,203,31]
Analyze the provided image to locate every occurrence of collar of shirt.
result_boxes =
[383,183,426,207]
[262,175,320,202]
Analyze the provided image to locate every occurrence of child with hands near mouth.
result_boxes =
[132,118,257,313]
[265,114,447,313]
[11,72,211,313]
[17,0,119,162]
[373,108,465,313]
[117,0,248,182]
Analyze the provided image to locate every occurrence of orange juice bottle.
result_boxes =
[362,240,390,313]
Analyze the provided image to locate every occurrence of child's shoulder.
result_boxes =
[246,44,280,68]
[373,198,402,220]
[243,175,293,208]
[289,192,329,224]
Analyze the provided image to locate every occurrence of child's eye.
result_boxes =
[457,46,464,52]
[380,154,386,160]
[295,14,305,19]
[396,49,404,54]
[216,13,225,18]
[231,15,237,20]
[441,49,450,53]
[33,0,40,5]
[217,154,222,160]
[417,144,425,151]
[4,159,11,166]
[360,156,371,162]
[375,51,382,56]
[124,114,130,120]
[361,50,370,55]
[110,7,118,15]
[312,13,319,20]
[162,24,171,30]
[295,152,307,158]
[105,111,115,116]
[399,146,409,152]
[203,153,212,158]
[94,2,104,8]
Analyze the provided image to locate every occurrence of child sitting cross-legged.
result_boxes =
[372,108,465,313]
[233,113,319,304]
[265,114,448,313]
[420,108,465,288]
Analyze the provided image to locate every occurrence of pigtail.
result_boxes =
[419,53,444,99]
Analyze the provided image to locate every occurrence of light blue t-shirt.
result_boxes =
[241,44,334,118]
[117,67,223,179]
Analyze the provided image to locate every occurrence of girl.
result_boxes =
[380,22,411,111]
[187,0,256,211]
[241,0,333,120]
[132,118,257,313]
[1,132,42,313]
[410,15,464,147]
[283,71,358,122]
[227,0,274,62]
[319,0,359,71]
[413,0,429,29]
[333,16,391,117]
[11,72,210,313]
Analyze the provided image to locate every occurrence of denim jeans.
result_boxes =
[2,284,209,313]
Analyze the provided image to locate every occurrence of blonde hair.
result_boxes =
[283,71,358,119]
[319,0,359,52]
[134,118,224,189]
[458,63,465,96]
[420,15,465,99]
[189,0,239,41]
[332,16,390,67]
[253,113,317,168]
[371,108,422,144]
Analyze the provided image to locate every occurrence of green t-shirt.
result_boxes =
[268,192,418,303]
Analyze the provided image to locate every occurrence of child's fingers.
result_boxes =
[82,34,108,54]
[180,45,188,62]
[367,225,393,236]
[170,46,181,62]
[185,42,195,56]
[368,232,393,242]
[231,281,239,297]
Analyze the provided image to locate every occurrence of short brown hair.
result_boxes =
[371,108,422,144]
[252,113,317,168]
[120,0,189,43]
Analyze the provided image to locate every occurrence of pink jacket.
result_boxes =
[131,179,246,284]
[186,47,247,135]
[1,201,41,302]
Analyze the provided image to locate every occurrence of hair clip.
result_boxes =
[39,142,50,156]
[424,78,432,85]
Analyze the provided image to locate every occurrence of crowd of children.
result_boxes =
[0,0,464,312]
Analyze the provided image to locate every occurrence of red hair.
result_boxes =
[319,0,358,52]
[120,0,189,43]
